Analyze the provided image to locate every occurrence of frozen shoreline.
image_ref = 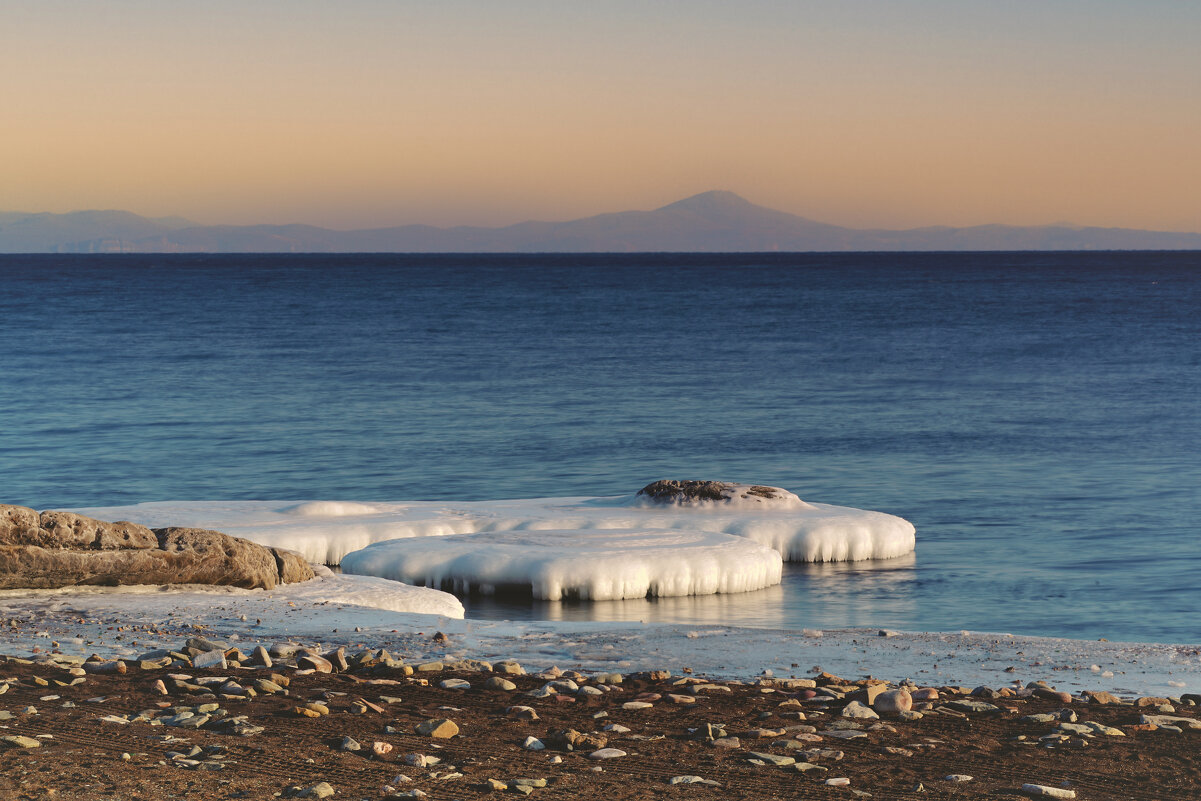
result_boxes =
[1,581,1197,699]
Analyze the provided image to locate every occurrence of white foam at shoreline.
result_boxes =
[341,528,784,600]
[70,494,915,566]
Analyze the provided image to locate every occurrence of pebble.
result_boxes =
[746,751,795,766]
[338,736,361,751]
[439,679,470,690]
[521,736,546,751]
[1021,785,1076,799]
[669,776,721,786]
[297,782,335,799]
[485,677,517,691]
[826,777,851,786]
[945,774,974,782]
[622,701,654,710]
[588,748,627,759]
[414,718,459,738]
[840,700,879,719]
[401,753,440,767]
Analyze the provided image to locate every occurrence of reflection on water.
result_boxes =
[459,553,918,629]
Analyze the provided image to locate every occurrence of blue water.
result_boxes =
[1,253,1198,642]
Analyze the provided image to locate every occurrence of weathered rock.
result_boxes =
[297,782,335,799]
[1,735,41,748]
[22,510,157,550]
[485,676,516,691]
[270,547,314,584]
[0,510,312,590]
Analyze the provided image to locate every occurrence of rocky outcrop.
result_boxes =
[635,480,806,507]
[0,504,314,590]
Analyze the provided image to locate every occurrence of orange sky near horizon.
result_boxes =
[3,1,1200,232]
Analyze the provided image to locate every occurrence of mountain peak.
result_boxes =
[656,190,757,213]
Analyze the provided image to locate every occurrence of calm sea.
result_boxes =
[1,253,1198,642]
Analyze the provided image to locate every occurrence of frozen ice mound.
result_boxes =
[72,486,914,569]
[340,528,784,601]
[278,571,465,618]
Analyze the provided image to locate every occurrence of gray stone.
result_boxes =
[945,699,1001,715]
[588,748,627,759]
[746,752,795,766]
[840,700,879,719]
[192,650,227,670]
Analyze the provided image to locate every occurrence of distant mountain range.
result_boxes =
[3,192,1200,253]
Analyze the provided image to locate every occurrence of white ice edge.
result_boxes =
[340,528,784,601]
[0,582,1198,697]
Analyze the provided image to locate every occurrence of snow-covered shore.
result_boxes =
[1,578,1197,699]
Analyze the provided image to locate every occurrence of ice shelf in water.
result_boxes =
[340,527,785,601]
[72,483,915,570]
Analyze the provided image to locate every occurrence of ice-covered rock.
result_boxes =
[74,484,914,568]
[633,481,810,509]
[341,528,783,601]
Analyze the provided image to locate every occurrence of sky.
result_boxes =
[3,1,1200,231]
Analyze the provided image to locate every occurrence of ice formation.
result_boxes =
[0,570,465,620]
[340,528,784,601]
[73,486,915,571]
